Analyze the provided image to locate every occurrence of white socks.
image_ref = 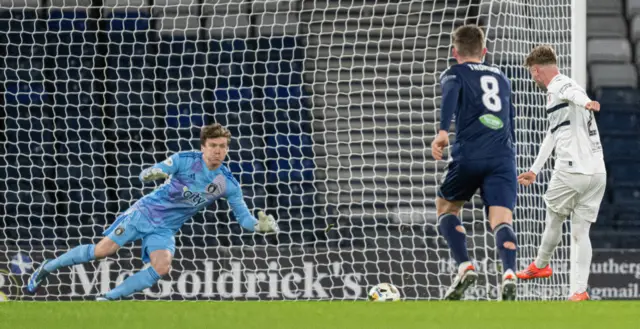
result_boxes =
[571,217,592,294]
[534,208,565,268]
[533,207,593,294]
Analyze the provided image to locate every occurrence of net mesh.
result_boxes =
[0,0,572,300]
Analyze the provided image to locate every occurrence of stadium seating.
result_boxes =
[588,0,640,245]
[1,1,640,249]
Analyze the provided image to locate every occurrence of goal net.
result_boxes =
[0,0,572,301]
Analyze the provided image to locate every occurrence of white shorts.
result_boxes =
[544,171,607,222]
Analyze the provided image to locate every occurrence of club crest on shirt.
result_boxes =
[205,175,226,199]
[206,183,219,194]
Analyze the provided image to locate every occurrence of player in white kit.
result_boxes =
[515,45,606,301]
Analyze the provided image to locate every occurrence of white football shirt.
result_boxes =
[530,74,606,175]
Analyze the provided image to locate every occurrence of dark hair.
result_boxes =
[200,123,232,146]
[524,45,557,67]
[452,25,485,58]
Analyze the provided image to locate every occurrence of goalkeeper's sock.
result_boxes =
[43,244,95,273]
[105,267,161,300]
[534,208,565,268]
[494,223,517,272]
[571,217,592,294]
[438,214,470,265]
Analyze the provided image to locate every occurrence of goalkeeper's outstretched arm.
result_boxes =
[227,187,279,233]
[139,154,180,182]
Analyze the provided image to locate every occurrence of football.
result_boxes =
[367,283,401,302]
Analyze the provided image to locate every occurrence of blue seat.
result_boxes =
[266,134,314,158]
[166,104,205,129]
[268,158,315,183]
[595,87,640,104]
[109,56,147,79]
[51,31,90,47]
[5,83,46,105]
[208,39,247,64]
[107,10,149,57]
[265,133,315,183]
[0,9,12,31]
[227,136,265,161]
[258,37,305,110]
[258,36,300,61]
[54,81,94,106]
[610,162,640,185]
[15,155,46,183]
[597,110,640,134]
[1,10,39,36]
[4,107,54,155]
[48,9,87,32]
[263,85,306,110]
[14,58,44,82]
[212,110,255,137]
[275,182,316,215]
[613,187,640,206]
[55,162,84,191]
[54,63,84,81]
[165,90,205,129]
[214,87,252,113]
[165,128,200,152]
[602,136,640,160]
[239,186,267,214]
[227,161,267,186]
[80,189,107,215]
[108,10,150,31]
[159,37,206,79]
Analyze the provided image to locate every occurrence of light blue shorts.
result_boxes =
[103,208,175,263]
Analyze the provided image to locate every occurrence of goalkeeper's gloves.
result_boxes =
[254,211,279,233]
[141,168,169,182]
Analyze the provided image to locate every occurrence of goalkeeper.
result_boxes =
[27,123,279,300]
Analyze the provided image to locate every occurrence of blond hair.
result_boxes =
[524,45,557,67]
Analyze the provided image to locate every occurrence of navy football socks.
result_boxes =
[494,223,518,272]
[438,214,470,265]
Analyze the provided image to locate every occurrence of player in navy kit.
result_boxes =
[431,25,518,300]
[27,123,279,300]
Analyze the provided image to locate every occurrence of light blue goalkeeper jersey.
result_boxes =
[133,151,257,233]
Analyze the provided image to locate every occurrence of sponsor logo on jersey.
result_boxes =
[478,114,504,130]
[182,186,207,206]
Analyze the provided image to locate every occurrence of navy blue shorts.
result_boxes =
[437,157,517,211]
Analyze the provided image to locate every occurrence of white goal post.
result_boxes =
[0,0,585,301]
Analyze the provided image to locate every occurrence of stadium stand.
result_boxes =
[0,0,639,250]
[584,0,640,247]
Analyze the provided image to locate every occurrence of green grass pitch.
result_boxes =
[0,301,637,329]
